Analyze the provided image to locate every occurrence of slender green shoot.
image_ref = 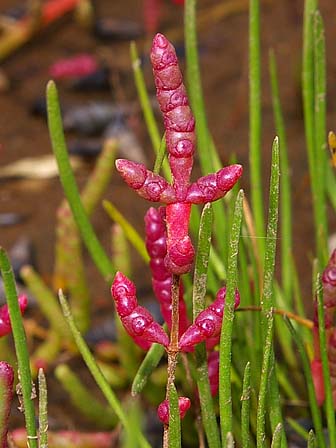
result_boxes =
[38,369,48,448]
[46,81,115,284]
[168,383,181,448]
[219,189,244,441]
[271,424,283,448]
[269,50,292,303]
[307,430,316,448]
[0,247,37,448]
[256,316,274,447]
[241,362,251,448]
[192,204,220,448]
[249,0,264,251]
[313,10,328,266]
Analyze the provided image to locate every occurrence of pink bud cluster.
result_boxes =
[157,396,191,425]
[179,287,240,352]
[116,33,242,275]
[0,295,28,338]
[311,249,336,407]
[145,206,189,335]
[111,272,169,350]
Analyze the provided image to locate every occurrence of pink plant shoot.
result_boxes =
[0,361,14,448]
[145,206,189,334]
[0,295,28,338]
[179,287,240,351]
[207,351,220,397]
[311,249,336,407]
[111,271,169,350]
[157,396,191,425]
[116,33,242,275]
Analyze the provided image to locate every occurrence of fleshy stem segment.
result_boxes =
[116,33,242,276]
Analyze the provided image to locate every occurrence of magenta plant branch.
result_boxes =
[116,34,242,276]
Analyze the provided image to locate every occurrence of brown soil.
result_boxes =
[0,0,336,443]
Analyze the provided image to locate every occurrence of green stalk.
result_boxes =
[58,290,150,448]
[38,369,48,448]
[271,424,283,448]
[307,430,316,448]
[249,0,264,251]
[269,50,292,303]
[219,189,244,441]
[46,80,115,285]
[261,138,286,446]
[256,317,274,447]
[192,204,220,448]
[241,362,251,448]
[302,0,327,267]
[0,248,37,448]
[130,41,171,181]
[55,364,117,428]
[168,383,181,448]
[316,274,336,446]
[313,10,328,266]
[284,317,325,448]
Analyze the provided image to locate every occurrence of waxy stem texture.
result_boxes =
[145,206,189,334]
[115,33,243,275]
[111,271,169,350]
[179,287,240,351]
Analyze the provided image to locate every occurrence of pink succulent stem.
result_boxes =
[0,295,28,338]
[179,287,240,351]
[207,351,220,397]
[311,249,336,407]
[115,33,242,276]
[0,361,14,448]
[145,206,189,333]
[111,272,169,349]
